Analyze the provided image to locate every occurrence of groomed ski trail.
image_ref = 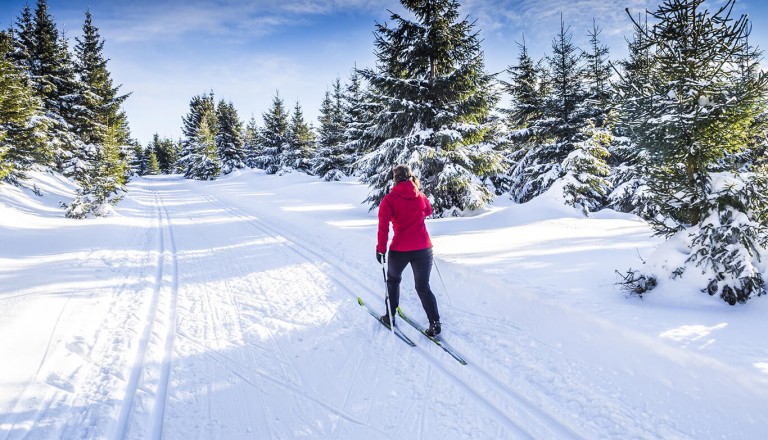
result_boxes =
[188,176,582,439]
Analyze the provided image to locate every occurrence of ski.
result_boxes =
[397,308,468,365]
[357,297,416,347]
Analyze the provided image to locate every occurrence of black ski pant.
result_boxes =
[385,247,440,323]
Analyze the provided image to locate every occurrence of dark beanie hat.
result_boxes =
[393,164,412,183]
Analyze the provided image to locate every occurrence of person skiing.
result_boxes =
[376,164,441,336]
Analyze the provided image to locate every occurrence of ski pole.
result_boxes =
[433,258,451,305]
[381,260,395,336]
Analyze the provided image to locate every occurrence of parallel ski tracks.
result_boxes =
[114,180,179,440]
[194,188,582,440]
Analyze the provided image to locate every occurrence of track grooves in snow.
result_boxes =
[193,187,580,439]
[114,181,179,439]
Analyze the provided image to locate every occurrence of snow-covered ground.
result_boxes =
[1,169,766,439]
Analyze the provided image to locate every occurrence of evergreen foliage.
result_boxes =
[608,14,657,218]
[243,116,261,169]
[0,31,46,184]
[258,92,289,175]
[312,81,348,181]
[581,19,613,126]
[358,0,502,216]
[65,125,127,218]
[215,100,245,175]
[560,121,612,215]
[73,11,130,146]
[178,92,218,179]
[508,16,590,203]
[284,101,315,174]
[184,117,220,180]
[496,38,548,194]
[341,67,372,175]
[150,134,179,174]
[24,0,80,170]
[621,0,768,304]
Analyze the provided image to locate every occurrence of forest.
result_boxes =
[1,0,767,305]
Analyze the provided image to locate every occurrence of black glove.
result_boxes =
[376,251,386,264]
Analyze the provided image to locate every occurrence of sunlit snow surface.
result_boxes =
[1,169,766,439]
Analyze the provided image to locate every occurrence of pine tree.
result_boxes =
[509,16,588,203]
[129,143,145,176]
[144,146,160,175]
[0,30,46,184]
[341,67,372,175]
[560,121,612,214]
[178,92,218,177]
[284,101,315,174]
[10,3,35,79]
[26,0,80,171]
[358,0,502,216]
[73,10,130,146]
[632,0,765,232]
[150,133,179,174]
[608,13,657,219]
[243,116,261,169]
[184,117,220,180]
[215,99,245,175]
[502,37,547,138]
[543,15,587,141]
[258,91,288,175]
[312,83,347,181]
[622,0,768,304]
[557,19,614,214]
[581,19,612,127]
[65,124,127,218]
[496,37,548,194]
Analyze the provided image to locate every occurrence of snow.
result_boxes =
[1,169,767,439]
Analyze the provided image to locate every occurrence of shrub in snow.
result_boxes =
[622,172,768,304]
[687,173,768,304]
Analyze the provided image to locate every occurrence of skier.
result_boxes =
[376,164,441,336]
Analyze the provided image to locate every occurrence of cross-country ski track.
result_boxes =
[1,172,766,439]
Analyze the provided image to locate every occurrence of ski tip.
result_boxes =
[357,297,364,306]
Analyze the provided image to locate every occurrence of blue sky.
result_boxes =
[2,0,768,145]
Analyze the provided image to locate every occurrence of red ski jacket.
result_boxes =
[377,180,433,254]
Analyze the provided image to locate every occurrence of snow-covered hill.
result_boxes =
[1,170,766,439]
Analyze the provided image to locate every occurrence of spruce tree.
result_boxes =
[497,38,548,194]
[358,0,502,215]
[581,19,612,127]
[560,121,612,214]
[0,31,45,184]
[509,16,588,203]
[178,92,218,178]
[341,67,371,175]
[258,92,289,175]
[502,38,547,139]
[73,10,130,146]
[215,99,245,175]
[184,117,220,180]
[150,134,179,174]
[623,0,768,304]
[544,15,587,141]
[608,14,656,219]
[559,19,613,213]
[243,116,261,169]
[24,0,80,171]
[11,4,35,78]
[284,101,315,174]
[65,124,127,218]
[312,83,347,181]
